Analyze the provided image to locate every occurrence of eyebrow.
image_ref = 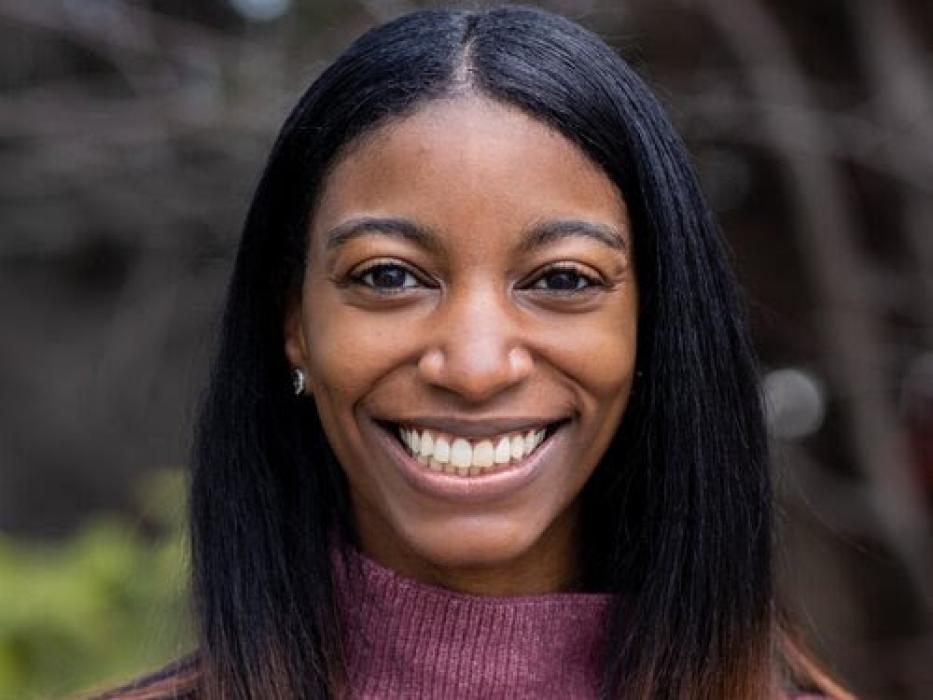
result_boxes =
[325,217,441,254]
[516,219,628,253]
[323,216,628,255]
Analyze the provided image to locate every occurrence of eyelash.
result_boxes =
[526,264,603,293]
[347,261,603,295]
[348,262,434,294]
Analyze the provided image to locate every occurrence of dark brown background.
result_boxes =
[1,1,931,696]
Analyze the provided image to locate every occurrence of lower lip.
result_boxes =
[373,422,568,504]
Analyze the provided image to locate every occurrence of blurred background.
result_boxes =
[0,0,931,697]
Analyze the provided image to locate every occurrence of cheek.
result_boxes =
[301,303,415,490]
[304,302,415,400]
[541,303,638,407]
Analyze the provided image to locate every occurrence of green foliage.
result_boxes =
[0,471,192,699]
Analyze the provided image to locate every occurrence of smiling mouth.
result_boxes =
[376,420,567,477]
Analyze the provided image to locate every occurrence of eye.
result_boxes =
[350,262,427,292]
[527,265,602,293]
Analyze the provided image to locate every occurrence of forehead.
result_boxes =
[309,94,629,247]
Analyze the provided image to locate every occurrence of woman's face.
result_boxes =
[285,95,637,594]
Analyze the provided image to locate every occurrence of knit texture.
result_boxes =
[333,546,616,699]
[100,547,826,699]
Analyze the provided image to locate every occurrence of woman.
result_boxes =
[102,5,850,699]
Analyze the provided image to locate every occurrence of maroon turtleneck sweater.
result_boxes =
[332,545,827,699]
[332,545,614,699]
[106,545,826,698]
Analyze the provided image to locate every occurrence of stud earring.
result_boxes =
[292,368,306,396]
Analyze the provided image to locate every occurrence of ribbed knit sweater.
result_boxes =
[332,545,615,699]
[107,547,825,699]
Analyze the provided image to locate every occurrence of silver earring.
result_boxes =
[292,368,306,396]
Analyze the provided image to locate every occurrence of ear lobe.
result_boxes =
[283,301,307,370]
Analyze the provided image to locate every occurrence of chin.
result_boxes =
[395,510,554,572]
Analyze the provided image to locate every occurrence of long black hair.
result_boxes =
[185,5,779,698]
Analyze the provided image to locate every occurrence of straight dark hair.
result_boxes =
[127,5,839,699]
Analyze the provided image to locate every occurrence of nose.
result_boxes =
[417,285,533,403]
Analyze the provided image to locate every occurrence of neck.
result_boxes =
[355,504,582,596]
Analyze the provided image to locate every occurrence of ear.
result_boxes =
[283,296,308,371]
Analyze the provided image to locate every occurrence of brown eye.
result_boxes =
[350,262,430,293]
[529,266,600,292]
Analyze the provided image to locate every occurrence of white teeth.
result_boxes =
[494,436,511,464]
[523,430,535,456]
[396,423,555,476]
[434,436,450,463]
[450,438,472,468]
[472,440,494,468]
[419,431,433,458]
[510,434,524,461]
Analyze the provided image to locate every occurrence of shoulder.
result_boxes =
[88,655,199,700]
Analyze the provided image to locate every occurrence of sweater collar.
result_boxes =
[333,544,618,699]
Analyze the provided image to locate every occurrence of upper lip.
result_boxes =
[376,416,568,438]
